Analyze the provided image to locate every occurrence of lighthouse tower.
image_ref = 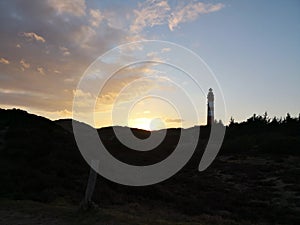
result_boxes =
[207,88,214,126]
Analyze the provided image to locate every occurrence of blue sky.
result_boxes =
[0,0,299,128]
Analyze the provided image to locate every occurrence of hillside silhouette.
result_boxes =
[0,108,299,225]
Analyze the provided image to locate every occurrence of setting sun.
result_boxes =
[129,117,166,131]
[129,118,151,130]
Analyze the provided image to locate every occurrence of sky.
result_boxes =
[0,0,299,129]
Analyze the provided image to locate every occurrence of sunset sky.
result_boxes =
[0,0,299,129]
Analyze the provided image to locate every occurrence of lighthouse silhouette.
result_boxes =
[207,88,214,126]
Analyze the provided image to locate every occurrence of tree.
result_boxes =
[263,111,270,124]
[229,117,235,127]
[285,113,292,123]
[270,116,279,126]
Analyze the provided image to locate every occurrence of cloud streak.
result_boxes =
[21,32,46,43]
[165,118,184,123]
[0,57,10,64]
[20,59,30,69]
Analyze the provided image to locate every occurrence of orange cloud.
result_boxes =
[59,46,71,56]
[37,66,46,75]
[165,118,184,123]
[21,32,46,43]
[20,59,30,69]
[0,57,10,65]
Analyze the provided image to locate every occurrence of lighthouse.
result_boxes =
[207,88,214,126]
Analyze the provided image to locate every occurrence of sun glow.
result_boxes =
[129,117,166,131]
[129,118,152,130]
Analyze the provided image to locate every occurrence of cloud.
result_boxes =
[0,57,10,64]
[40,109,72,119]
[0,87,43,97]
[89,9,104,27]
[0,87,72,114]
[21,32,46,43]
[161,47,171,53]
[130,0,171,33]
[165,118,184,123]
[96,65,158,107]
[59,46,71,56]
[0,0,129,119]
[47,0,86,17]
[71,63,161,116]
[129,0,224,32]
[54,70,61,74]
[20,59,30,69]
[71,25,97,49]
[37,66,46,75]
[168,2,224,31]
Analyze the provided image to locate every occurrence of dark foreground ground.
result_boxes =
[0,109,299,224]
[1,153,299,225]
